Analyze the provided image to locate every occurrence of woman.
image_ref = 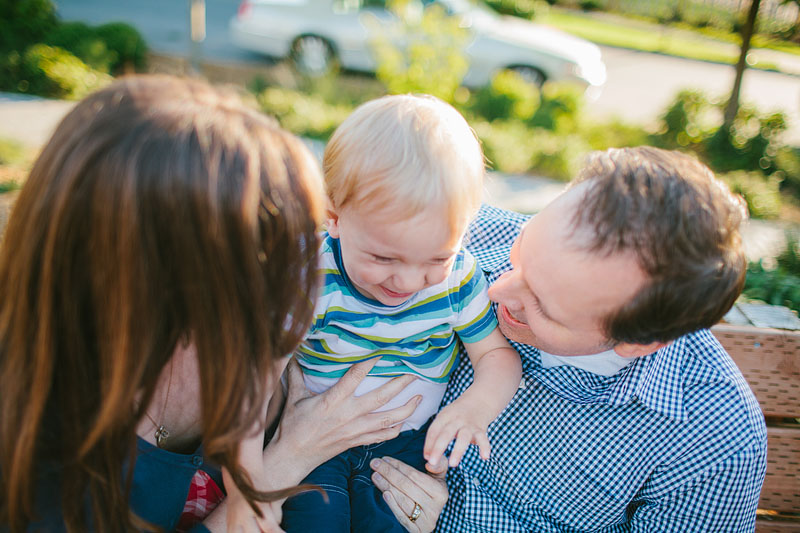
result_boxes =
[0,75,424,532]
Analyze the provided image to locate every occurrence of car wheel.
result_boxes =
[291,35,336,76]
[508,66,546,88]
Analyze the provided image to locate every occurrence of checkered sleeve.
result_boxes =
[629,439,767,532]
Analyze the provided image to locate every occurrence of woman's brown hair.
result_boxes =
[0,75,325,531]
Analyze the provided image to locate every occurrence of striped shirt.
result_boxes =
[296,233,498,383]
[437,205,768,532]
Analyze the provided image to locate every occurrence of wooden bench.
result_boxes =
[712,324,800,532]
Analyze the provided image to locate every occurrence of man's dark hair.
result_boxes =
[571,146,748,345]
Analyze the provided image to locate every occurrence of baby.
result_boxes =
[231,94,522,532]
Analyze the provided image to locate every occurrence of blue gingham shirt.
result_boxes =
[437,205,768,532]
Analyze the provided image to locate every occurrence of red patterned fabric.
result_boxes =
[175,469,225,532]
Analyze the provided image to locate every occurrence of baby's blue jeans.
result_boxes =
[281,420,430,533]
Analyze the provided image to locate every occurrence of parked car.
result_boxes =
[230,0,606,93]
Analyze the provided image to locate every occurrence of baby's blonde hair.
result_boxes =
[323,94,485,233]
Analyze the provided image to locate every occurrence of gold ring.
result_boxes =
[408,502,422,522]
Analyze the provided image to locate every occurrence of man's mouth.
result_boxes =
[499,304,527,327]
[381,286,413,299]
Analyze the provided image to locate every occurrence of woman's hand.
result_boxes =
[370,456,449,533]
[263,358,421,487]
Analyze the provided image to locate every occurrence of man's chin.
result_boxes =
[497,312,536,346]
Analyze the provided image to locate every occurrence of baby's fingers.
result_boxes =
[423,425,453,468]
[475,431,491,461]
[448,430,473,468]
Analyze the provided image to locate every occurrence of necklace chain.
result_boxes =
[144,361,174,448]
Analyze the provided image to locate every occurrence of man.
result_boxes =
[371,146,767,532]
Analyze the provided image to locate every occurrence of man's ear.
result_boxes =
[326,209,341,238]
[613,341,668,359]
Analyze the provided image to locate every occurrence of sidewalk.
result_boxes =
[0,91,793,263]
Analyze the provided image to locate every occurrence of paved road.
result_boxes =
[55,0,800,143]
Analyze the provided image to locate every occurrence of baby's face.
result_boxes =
[327,206,465,306]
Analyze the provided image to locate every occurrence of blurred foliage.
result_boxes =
[0,0,146,98]
[473,119,538,173]
[92,22,148,72]
[369,0,469,102]
[482,0,549,19]
[0,0,57,51]
[653,89,795,218]
[5,44,111,99]
[255,85,354,140]
[581,118,651,150]
[529,82,583,132]
[0,138,25,166]
[744,233,800,312]
[467,70,540,121]
[721,170,782,219]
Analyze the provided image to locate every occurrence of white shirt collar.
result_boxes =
[539,348,633,377]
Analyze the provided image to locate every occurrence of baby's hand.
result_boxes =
[223,467,284,533]
[423,400,491,469]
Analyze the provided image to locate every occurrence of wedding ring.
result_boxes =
[408,502,422,522]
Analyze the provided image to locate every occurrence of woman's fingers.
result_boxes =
[285,359,310,404]
[370,457,448,533]
[325,357,381,402]
[357,372,418,412]
[381,491,417,532]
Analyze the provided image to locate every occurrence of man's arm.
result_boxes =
[629,440,766,532]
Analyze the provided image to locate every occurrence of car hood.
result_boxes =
[471,13,602,66]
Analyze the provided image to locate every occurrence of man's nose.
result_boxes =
[488,270,518,302]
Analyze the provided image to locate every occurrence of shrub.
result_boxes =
[720,170,782,219]
[16,44,111,99]
[774,146,800,197]
[369,0,469,103]
[744,233,800,313]
[468,70,540,122]
[256,86,353,140]
[474,119,538,174]
[744,260,800,313]
[482,0,548,19]
[527,129,590,180]
[581,118,651,150]
[45,22,116,72]
[529,82,583,132]
[0,138,25,166]
[93,22,148,73]
[654,89,713,148]
[44,21,148,74]
[0,0,56,51]
[706,109,787,174]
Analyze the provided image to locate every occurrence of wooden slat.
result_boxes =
[711,325,800,418]
[756,520,800,533]
[760,426,800,513]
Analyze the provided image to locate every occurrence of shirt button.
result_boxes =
[472,477,481,488]
[191,455,203,467]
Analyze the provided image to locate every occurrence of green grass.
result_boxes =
[0,138,24,166]
[538,9,780,71]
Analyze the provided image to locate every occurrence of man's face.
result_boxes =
[488,186,649,356]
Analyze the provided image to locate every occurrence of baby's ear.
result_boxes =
[326,209,341,238]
